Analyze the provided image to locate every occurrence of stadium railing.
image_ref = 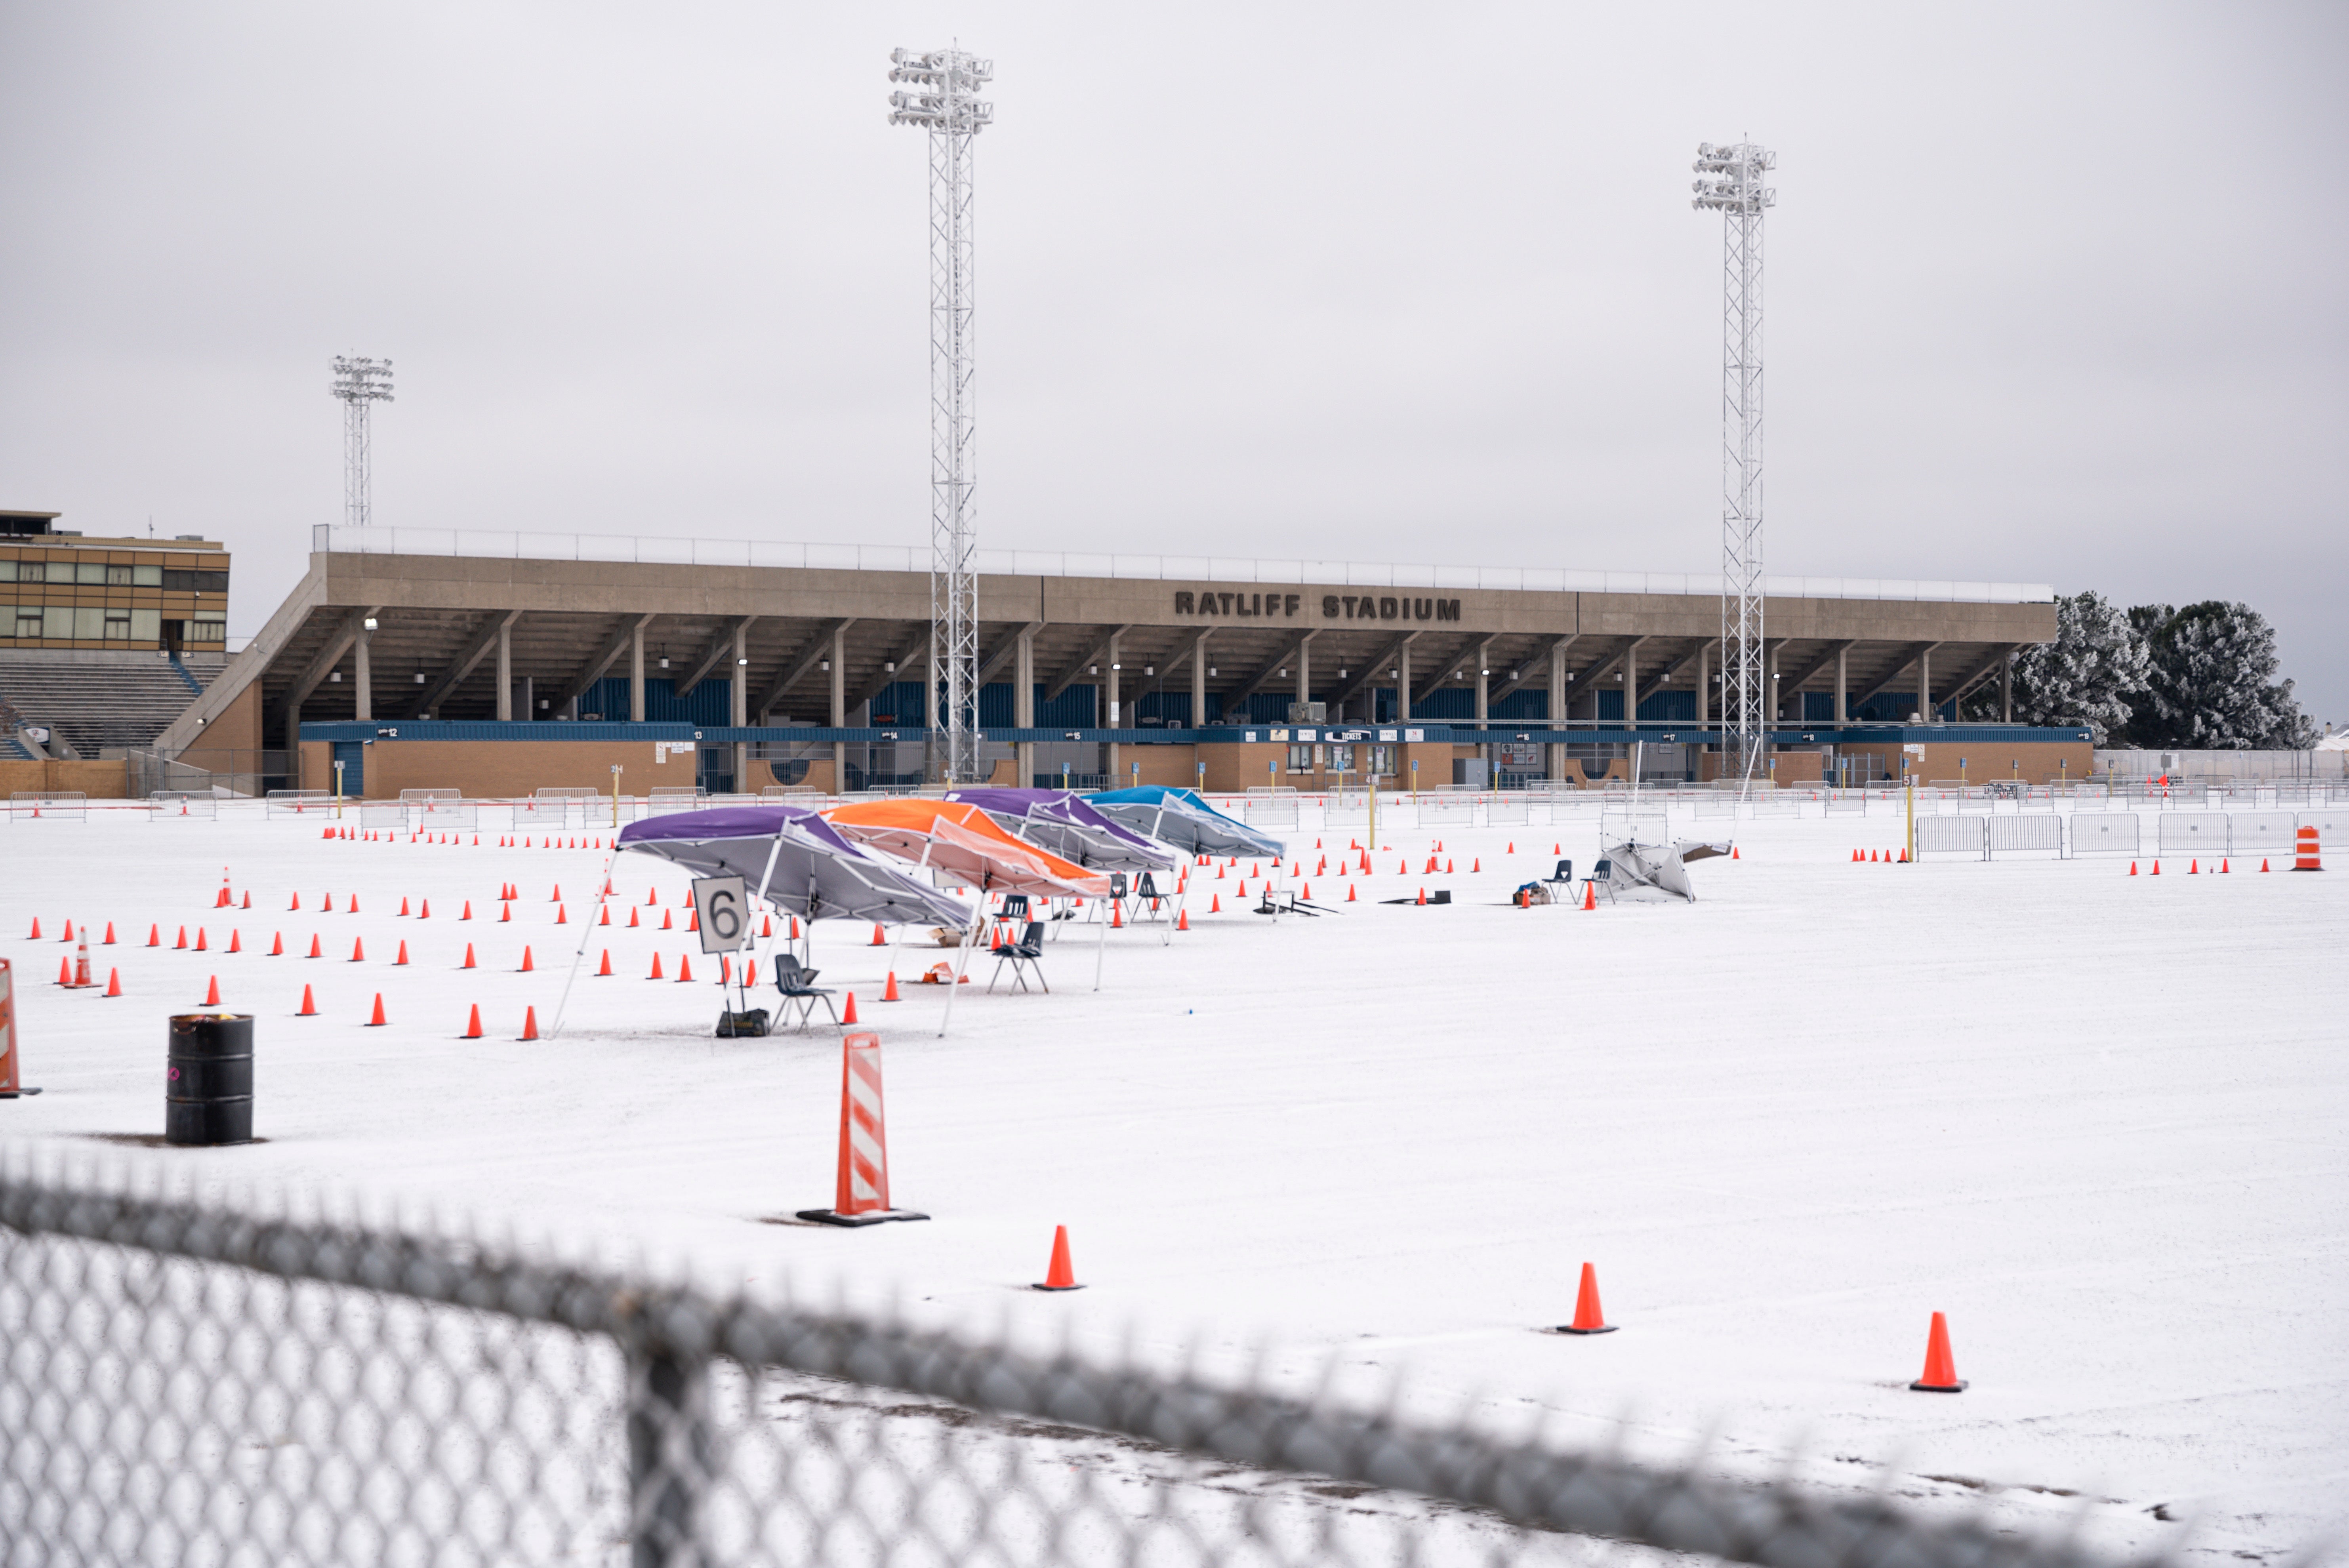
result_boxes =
[0,1165,2179,1568]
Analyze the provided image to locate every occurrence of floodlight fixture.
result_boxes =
[329,356,394,529]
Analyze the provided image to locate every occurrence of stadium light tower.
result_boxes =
[1691,141,1775,792]
[889,45,993,785]
[329,356,395,529]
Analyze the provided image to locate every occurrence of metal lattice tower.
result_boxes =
[889,46,993,785]
[329,356,395,528]
[1691,142,1775,790]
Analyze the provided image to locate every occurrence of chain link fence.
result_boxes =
[1,1165,2185,1568]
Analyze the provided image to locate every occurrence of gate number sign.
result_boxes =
[691,875,751,955]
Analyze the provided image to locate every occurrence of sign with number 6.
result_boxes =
[691,875,750,955]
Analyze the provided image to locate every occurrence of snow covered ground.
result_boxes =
[2,798,2343,1562]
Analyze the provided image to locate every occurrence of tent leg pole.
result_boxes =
[939,918,979,1038]
[546,845,622,1040]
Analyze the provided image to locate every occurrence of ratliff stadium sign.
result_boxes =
[1173,591,1463,623]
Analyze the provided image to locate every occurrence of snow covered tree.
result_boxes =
[2122,600,2315,750]
[1997,591,2152,743]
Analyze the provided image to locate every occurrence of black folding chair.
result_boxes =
[989,921,1049,993]
[1589,858,1617,904]
[1544,858,1575,886]
[772,954,840,1029]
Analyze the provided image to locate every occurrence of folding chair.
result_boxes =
[771,954,841,1029]
[988,921,1049,993]
[991,892,1031,948]
[1588,858,1618,904]
[1128,872,1163,922]
[1543,859,1575,886]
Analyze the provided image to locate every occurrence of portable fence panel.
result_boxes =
[648,787,704,816]
[147,791,218,821]
[266,789,335,817]
[1912,815,1988,859]
[1415,798,1474,827]
[513,799,568,829]
[2299,809,2347,848]
[2155,812,2230,856]
[2069,813,2140,855]
[1600,811,1672,848]
[1245,798,1300,829]
[1484,796,1530,826]
[2227,812,2299,855]
[7,791,87,821]
[1749,798,1801,818]
[1694,796,1741,818]
[1985,814,2063,858]
[360,801,408,829]
[414,800,479,829]
[0,1172,2181,1568]
[1824,798,1867,815]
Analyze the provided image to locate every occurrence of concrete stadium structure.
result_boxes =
[155,526,2089,799]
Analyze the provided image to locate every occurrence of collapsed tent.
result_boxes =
[1598,834,1733,903]
[1085,786,1286,859]
[615,805,972,927]
[939,788,1182,874]
[822,799,1116,898]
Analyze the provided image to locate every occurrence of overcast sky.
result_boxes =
[3,3,2341,726]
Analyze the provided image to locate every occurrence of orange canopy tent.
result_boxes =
[822,798,1114,899]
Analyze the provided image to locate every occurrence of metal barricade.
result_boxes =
[2069,812,2140,855]
[1485,796,1530,826]
[2227,811,2298,856]
[147,790,218,821]
[1986,814,2063,858]
[360,801,407,829]
[648,786,705,816]
[2155,812,2230,856]
[2299,808,2348,848]
[7,791,87,821]
[1912,815,1988,859]
[1414,796,1474,827]
[265,789,334,817]
[1600,810,1670,847]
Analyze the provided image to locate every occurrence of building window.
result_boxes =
[1328,744,1355,774]
[12,611,39,639]
[1287,744,1314,774]
[74,562,107,585]
[0,561,15,582]
[132,564,162,587]
[191,617,227,645]
[130,608,160,643]
[105,564,132,585]
[1370,745,1396,776]
[72,607,104,640]
[16,562,44,584]
[103,610,132,640]
[41,606,71,639]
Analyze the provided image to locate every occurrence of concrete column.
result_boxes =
[830,625,848,796]
[1920,647,1934,723]
[496,620,513,722]
[520,675,535,722]
[1834,646,1848,723]
[1105,632,1121,784]
[1295,638,1310,716]
[1621,645,1636,730]
[1547,641,1568,783]
[730,621,749,792]
[1015,627,1036,789]
[353,631,372,723]
[1695,641,1710,726]
[1190,631,1208,728]
[2000,655,2013,722]
[1398,643,1412,726]
[630,623,646,722]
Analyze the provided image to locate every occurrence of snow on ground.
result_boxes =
[2,799,2344,1561]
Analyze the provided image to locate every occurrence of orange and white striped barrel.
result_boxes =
[2294,825,2323,871]
[833,1032,891,1216]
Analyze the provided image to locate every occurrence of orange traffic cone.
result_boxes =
[660,909,672,930]
[1347,883,1358,902]
[227,930,242,954]
[350,937,365,962]
[1111,902,1124,928]
[688,907,699,934]
[194,928,208,952]
[1035,1225,1082,1291]
[419,899,430,918]
[599,905,610,926]
[1471,858,1480,873]
[1210,894,1221,913]
[147,924,160,947]
[2189,859,2198,875]
[2261,859,2271,873]
[461,901,473,920]
[2128,861,2137,876]
[1582,882,1596,911]
[1909,1311,1966,1391]
[649,953,664,979]
[555,904,567,924]
[27,916,40,939]
[269,932,284,956]
[870,922,887,946]
[461,943,477,969]
[365,993,387,1027]
[521,946,535,973]
[103,968,121,998]
[297,984,318,1017]
[597,949,612,977]
[673,953,690,981]
[307,934,323,958]
[520,1007,539,1041]
[174,926,187,949]
[394,941,409,966]
[551,884,562,903]
[882,971,901,1002]
[2220,859,2229,874]
[2151,860,2161,875]
[463,1005,483,1039]
[398,897,410,916]
[1177,909,1190,931]
[628,907,640,928]
[842,991,858,1024]
[102,921,116,945]
[1416,888,1426,905]
[55,956,71,987]
[203,975,221,1006]
[1555,1263,1616,1334]
[242,891,252,910]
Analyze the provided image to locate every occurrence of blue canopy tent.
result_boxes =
[1085,787,1287,859]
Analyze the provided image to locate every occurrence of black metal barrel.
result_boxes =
[166,1013,253,1146]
